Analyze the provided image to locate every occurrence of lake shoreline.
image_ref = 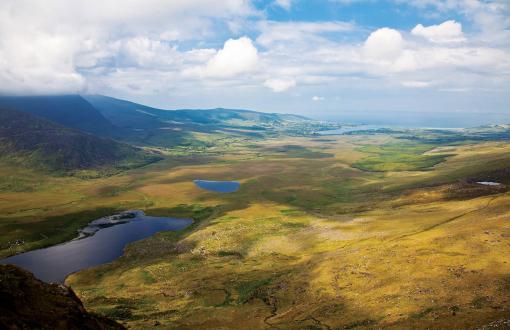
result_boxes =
[0,211,192,283]
[194,179,240,193]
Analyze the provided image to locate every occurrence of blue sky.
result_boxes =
[260,0,461,30]
[0,0,509,123]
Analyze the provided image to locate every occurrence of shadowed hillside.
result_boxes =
[0,107,161,173]
[82,95,167,130]
[0,264,124,329]
[0,95,115,136]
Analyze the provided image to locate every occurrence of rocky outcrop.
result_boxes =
[0,264,124,330]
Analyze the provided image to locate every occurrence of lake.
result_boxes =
[0,211,192,283]
[194,180,240,193]
[318,125,388,135]
[477,181,501,186]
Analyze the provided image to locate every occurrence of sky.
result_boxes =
[0,0,509,123]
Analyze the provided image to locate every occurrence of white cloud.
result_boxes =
[411,20,465,43]
[274,0,292,10]
[202,37,259,78]
[392,45,508,73]
[439,87,471,92]
[264,78,296,92]
[0,0,508,112]
[257,21,354,47]
[364,28,403,61]
[0,0,256,94]
[401,80,431,88]
[312,96,325,101]
[119,37,180,67]
[401,0,510,44]
[255,17,509,101]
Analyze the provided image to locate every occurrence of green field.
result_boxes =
[1,128,510,329]
[353,142,451,171]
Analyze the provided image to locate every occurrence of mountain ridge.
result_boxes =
[0,95,116,136]
[84,94,310,119]
[83,94,310,129]
[0,107,160,173]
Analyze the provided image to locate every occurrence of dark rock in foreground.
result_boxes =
[0,264,124,330]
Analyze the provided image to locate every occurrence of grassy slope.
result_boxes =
[51,134,510,329]
[0,107,161,175]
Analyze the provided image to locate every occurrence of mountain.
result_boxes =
[0,265,124,329]
[82,94,166,130]
[0,95,116,136]
[82,94,314,148]
[0,94,319,155]
[83,94,309,130]
[0,107,160,173]
[151,107,309,126]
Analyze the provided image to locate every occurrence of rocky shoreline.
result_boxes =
[76,210,142,239]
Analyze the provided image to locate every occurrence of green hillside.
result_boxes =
[83,94,309,129]
[0,107,160,174]
[83,94,326,148]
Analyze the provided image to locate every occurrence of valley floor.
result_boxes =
[2,134,510,328]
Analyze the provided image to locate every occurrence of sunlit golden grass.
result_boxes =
[66,191,510,329]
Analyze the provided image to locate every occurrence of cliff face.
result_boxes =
[0,265,124,330]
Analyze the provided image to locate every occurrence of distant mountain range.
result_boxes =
[83,94,308,129]
[83,94,311,147]
[83,94,310,144]
[0,94,312,173]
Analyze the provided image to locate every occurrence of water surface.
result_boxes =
[477,181,501,186]
[320,112,510,129]
[0,211,192,283]
[318,125,388,135]
[194,180,240,193]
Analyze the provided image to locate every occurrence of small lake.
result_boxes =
[194,180,240,193]
[477,181,501,186]
[0,211,192,283]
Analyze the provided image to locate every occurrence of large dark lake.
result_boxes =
[194,180,240,193]
[0,211,192,283]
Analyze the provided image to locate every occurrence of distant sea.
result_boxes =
[320,111,510,129]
